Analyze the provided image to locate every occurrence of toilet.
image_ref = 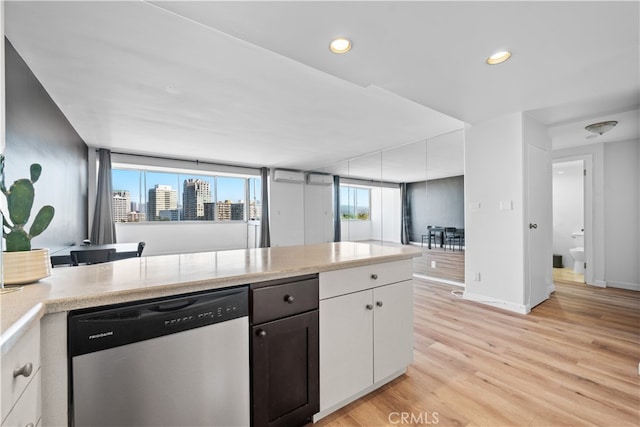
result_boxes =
[569,232,585,274]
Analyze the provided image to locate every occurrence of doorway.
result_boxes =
[552,156,591,284]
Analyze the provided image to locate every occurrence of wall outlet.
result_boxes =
[431,260,436,268]
[473,272,481,281]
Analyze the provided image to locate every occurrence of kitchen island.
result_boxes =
[1,242,420,426]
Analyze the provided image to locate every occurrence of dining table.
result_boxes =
[422,226,465,250]
[422,226,445,249]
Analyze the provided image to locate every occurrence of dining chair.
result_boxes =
[422,226,437,248]
[454,228,465,251]
[70,248,116,266]
[443,227,459,251]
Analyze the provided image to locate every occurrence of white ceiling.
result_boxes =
[4,1,639,181]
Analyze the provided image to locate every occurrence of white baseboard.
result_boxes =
[462,291,528,314]
[606,281,640,291]
[413,273,464,287]
[592,280,607,288]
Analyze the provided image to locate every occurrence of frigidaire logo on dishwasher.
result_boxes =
[88,331,114,340]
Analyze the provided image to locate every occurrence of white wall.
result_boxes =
[268,177,305,247]
[304,181,333,244]
[115,222,248,256]
[603,139,639,290]
[553,161,584,268]
[1,3,5,279]
[1,3,5,155]
[464,113,526,311]
[381,186,401,243]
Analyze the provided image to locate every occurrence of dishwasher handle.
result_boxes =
[78,288,246,324]
[149,299,195,312]
[75,299,199,323]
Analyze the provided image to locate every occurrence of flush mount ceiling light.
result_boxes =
[486,50,511,65]
[330,38,352,54]
[585,120,618,136]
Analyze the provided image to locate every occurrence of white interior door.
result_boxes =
[527,144,552,309]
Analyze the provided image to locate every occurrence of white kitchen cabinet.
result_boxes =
[1,322,41,427]
[319,289,374,411]
[317,260,414,419]
[373,280,414,382]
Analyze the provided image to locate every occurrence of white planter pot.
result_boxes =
[3,248,51,285]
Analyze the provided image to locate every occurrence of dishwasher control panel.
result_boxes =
[164,304,241,326]
[69,286,248,357]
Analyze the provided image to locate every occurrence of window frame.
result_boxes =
[339,184,372,221]
[108,155,261,225]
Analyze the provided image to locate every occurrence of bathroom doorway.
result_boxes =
[552,157,589,284]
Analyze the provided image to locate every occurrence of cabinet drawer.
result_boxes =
[319,259,412,300]
[251,276,319,324]
[2,369,41,427]
[1,322,41,423]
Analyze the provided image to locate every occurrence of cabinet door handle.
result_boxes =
[529,223,538,229]
[371,274,378,280]
[376,301,383,307]
[13,362,33,378]
[284,295,295,304]
[365,304,374,310]
[256,329,267,337]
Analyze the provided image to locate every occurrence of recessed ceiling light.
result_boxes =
[486,50,511,65]
[330,38,352,54]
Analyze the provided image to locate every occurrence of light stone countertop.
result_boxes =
[1,242,420,354]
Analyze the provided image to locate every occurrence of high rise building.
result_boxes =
[148,185,178,221]
[249,200,260,221]
[204,202,216,221]
[217,200,245,221]
[112,190,130,222]
[127,211,145,222]
[183,179,211,220]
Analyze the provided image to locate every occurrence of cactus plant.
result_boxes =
[1,154,55,252]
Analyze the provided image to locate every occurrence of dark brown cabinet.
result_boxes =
[250,275,319,427]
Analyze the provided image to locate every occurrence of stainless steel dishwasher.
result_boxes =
[68,286,250,427]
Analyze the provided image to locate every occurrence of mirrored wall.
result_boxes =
[308,129,465,247]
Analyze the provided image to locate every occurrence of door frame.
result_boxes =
[552,154,594,286]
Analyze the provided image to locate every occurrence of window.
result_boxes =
[340,185,371,220]
[111,167,260,223]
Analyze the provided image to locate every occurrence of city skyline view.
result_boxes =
[112,169,255,207]
[111,169,261,222]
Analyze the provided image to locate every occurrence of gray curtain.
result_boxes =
[400,182,411,245]
[259,167,270,248]
[90,149,116,244]
[333,175,341,242]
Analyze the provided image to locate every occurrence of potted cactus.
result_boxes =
[1,154,55,285]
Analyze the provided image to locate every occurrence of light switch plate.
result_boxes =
[499,200,513,211]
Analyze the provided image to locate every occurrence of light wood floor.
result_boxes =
[553,267,585,283]
[315,278,640,426]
